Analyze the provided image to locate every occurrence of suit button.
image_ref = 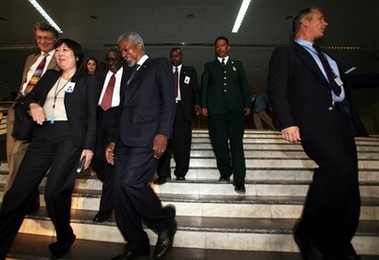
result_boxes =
[224,89,227,92]
[328,107,333,110]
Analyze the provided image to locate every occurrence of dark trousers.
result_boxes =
[158,102,192,178]
[0,122,80,259]
[297,109,360,258]
[91,106,117,212]
[208,111,246,183]
[113,143,175,251]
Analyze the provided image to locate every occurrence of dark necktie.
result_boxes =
[127,64,140,86]
[173,67,178,98]
[313,44,341,96]
[24,53,48,95]
[101,73,116,111]
[221,58,225,66]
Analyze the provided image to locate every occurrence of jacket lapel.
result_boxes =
[124,59,150,104]
[293,42,328,84]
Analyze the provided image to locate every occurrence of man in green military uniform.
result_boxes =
[201,36,251,194]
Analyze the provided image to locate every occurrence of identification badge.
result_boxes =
[334,77,343,86]
[184,76,190,84]
[65,82,76,93]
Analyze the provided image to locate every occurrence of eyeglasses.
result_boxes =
[34,36,55,41]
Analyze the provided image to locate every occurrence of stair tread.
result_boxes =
[8,233,379,260]
[68,191,379,206]
[8,233,306,260]
[22,206,379,236]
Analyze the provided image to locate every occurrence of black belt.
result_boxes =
[332,100,346,109]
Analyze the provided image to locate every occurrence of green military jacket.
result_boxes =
[200,58,251,115]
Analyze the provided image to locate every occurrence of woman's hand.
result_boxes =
[29,103,46,125]
[80,149,94,170]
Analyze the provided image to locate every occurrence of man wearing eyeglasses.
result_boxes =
[91,48,131,223]
[5,21,60,212]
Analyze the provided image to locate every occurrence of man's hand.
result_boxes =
[105,142,116,165]
[281,126,301,144]
[194,104,202,115]
[153,134,168,159]
[201,107,208,117]
[244,107,251,116]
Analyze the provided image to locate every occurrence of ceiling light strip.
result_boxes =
[232,0,251,33]
[28,0,63,33]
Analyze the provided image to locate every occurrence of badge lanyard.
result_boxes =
[50,76,72,124]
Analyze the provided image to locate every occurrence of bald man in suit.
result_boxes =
[5,21,60,212]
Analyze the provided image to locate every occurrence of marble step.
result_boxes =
[1,167,378,185]
[70,192,379,221]
[7,233,310,260]
[1,186,377,221]
[15,207,379,256]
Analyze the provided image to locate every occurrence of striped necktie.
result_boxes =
[24,53,49,95]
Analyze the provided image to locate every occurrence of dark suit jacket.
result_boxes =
[119,57,176,147]
[23,69,98,151]
[20,51,60,92]
[178,65,200,122]
[201,58,251,115]
[268,42,368,141]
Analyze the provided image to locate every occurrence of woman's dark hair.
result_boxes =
[54,38,84,68]
[82,56,100,73]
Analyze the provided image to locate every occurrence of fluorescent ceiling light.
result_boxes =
[28,0,63,33]
[232,0,251,33]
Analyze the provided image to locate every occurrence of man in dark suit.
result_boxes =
[91,48,130,223]
[268,7,368,260]
[5,21,60,212]
[155,47,201,184]
[201,36,251,194]
[107,31,177,260]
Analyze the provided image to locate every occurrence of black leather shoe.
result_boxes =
[93,211,112,223]
[234,183,246,194]
[111,248,150,260]
[176,176,185,181]
[153,220,177,259]
[49,234,76,259]
[154,176,171,185]
[219,175,230,182]
[294,234,325,260]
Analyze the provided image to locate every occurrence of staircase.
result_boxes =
[0,129,378,259]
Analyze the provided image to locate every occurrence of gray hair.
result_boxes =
[33,21,59,39]
[117,31,145,49]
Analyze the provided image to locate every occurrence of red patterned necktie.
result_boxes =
[24,53,49,95]
[101,74,116,111]
[173,67,178,98]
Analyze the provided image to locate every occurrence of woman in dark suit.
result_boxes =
[0,38,98,259]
